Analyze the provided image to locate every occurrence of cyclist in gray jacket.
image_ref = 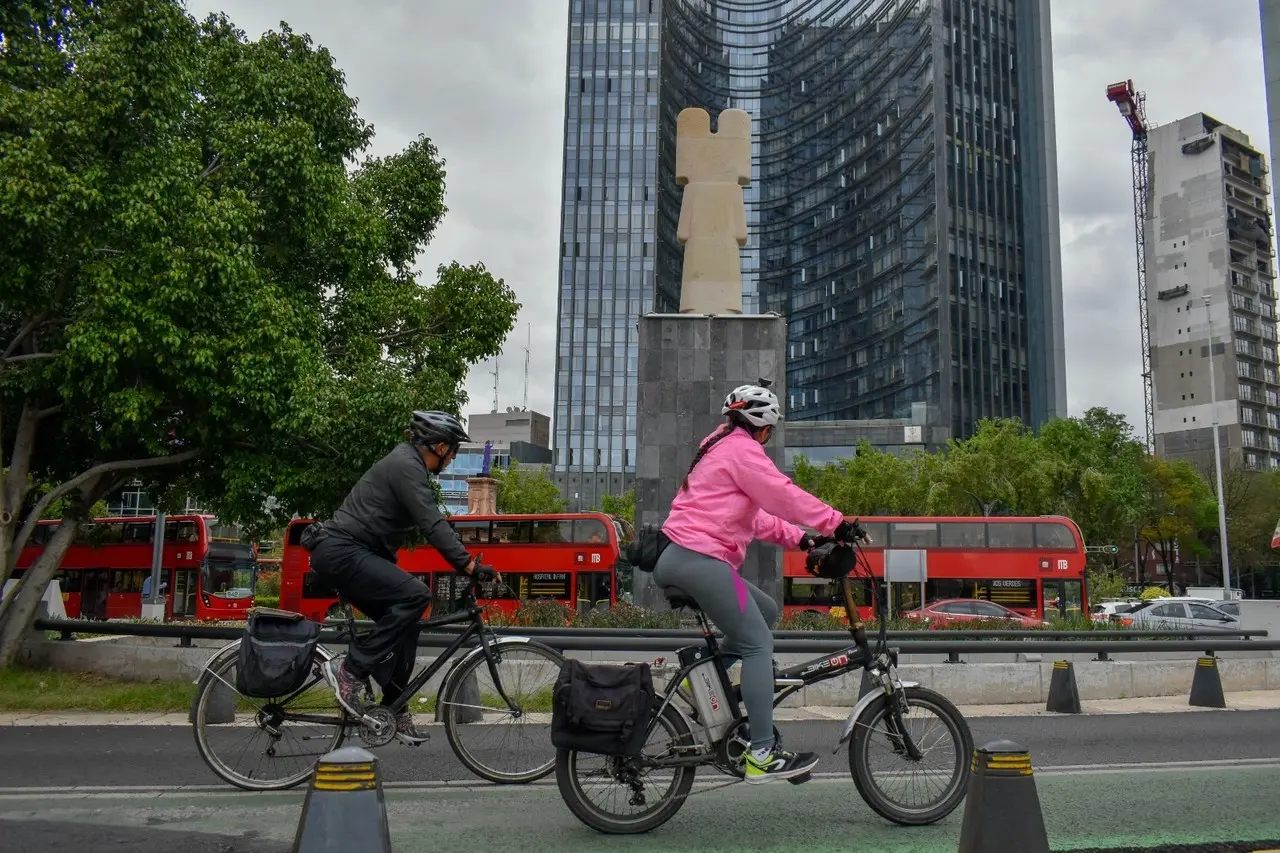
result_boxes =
[305,410,495,744]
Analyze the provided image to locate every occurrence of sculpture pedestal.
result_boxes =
[632,312,789,613]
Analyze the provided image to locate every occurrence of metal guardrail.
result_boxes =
[31,618,1280,663]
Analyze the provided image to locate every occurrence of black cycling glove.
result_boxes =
[833,520,865,543]
[471,563,497,582]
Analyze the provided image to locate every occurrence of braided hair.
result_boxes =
[678,411,764,492]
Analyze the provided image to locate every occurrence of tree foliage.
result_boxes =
[792,406,1279,595]
[599,488,635,526]
[0,0,520,662]
[491,461,566,515]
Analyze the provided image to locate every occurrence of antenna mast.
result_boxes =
[490,360,499,414]
[522,324,531,411]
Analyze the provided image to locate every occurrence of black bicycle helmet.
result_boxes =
[409,410,470,447]
[805,541,857,580]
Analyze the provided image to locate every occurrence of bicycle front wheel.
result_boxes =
[191,645,348,791]
[848,685,972,825]
[440,639,565,784]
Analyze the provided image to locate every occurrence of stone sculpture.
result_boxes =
[675,107,751,315]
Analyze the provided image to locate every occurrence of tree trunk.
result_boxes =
[0,513,80,667]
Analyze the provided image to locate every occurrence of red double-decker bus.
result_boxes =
[279,512,626,623]
[13,514,257,621]
[783,515,1089,622]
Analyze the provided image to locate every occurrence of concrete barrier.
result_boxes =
[18,633,1280,706]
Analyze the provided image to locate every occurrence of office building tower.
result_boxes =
[553,0,1066,508]
[1146,113,1280,470]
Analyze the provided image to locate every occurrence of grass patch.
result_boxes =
[0,667,196,713]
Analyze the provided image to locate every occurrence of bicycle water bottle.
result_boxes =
[676,645,735,744]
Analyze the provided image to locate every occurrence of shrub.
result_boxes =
[255,571,281,598]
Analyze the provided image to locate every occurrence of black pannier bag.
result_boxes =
[551,659,656,756]
[235,607,322,699]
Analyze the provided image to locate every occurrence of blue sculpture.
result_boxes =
[481,440,493,476]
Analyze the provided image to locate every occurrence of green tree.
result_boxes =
[491,461,566,514]
[0,1,519,663]
[1036,407,1148,550]
[1138,458,1216,591]
[936,418,1056,516]
[599,488,635,526]
[792,443,949,515]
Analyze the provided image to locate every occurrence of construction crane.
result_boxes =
[1106,79,1155,453]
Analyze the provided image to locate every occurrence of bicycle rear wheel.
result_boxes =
[440,639,566,784]
[848,685,972,825]
[555,702,697,834]
[191,645,348,791]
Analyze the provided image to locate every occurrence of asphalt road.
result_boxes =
[3,711,1280,787]
[3,712,1280,852]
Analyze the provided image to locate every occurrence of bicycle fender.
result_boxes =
[834,680,920,748]
[432,636,536,722]
[191,639,243,684]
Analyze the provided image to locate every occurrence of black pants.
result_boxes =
[309,534,431,708]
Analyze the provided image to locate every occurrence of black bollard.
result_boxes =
[1189,655,1226,709]
[291,746,392,853]
[956,739,1051,853]
[1045,660,1081,714]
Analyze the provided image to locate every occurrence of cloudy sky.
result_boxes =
[184,0,1274,443]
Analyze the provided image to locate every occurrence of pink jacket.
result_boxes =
[661,425,846,570]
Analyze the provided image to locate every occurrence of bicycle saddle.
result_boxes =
[661,585,701,612]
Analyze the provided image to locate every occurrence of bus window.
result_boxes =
[530,520,567,543]
[940,522,985,547]
[1035,522,1076,549]
[576,571,613,611]
[491,520,530,543]
[855,522,887,546]
[985,579,1036,608]
[165,521,199,543]
[122,522,153,544]
[453,520,490,543]
[573,517,609,544]
[890,522,939,548]
[988,522,1034,548]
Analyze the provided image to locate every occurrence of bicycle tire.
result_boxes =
[848,686,972,825]
[441,638,565,784]
[191,645,347,791]
[555,702,696,835]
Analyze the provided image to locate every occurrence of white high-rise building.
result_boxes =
[1147,112,1280,470]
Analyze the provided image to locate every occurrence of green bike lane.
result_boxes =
[4,763,1280,852]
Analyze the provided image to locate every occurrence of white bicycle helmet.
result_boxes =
[722,384,781,428]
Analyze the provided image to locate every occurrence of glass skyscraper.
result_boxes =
[554,0,1067,508]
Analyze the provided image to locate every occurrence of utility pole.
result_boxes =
[1203,294,1233,597]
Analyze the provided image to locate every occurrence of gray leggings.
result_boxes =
[652,540,779,751]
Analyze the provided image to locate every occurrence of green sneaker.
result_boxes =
[744,747,819,784]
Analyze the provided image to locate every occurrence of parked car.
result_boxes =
[1116,597,1239,632]
[1090,599,1142,623]
[899,598,1048,628]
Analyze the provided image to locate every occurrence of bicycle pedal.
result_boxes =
[787,772,813,785]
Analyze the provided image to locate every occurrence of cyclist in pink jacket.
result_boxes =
[655,382,859,784]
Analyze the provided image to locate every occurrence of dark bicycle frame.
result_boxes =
[639,542,921,769]
[254,572,522,730]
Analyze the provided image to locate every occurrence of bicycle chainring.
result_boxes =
[358,705,397,748]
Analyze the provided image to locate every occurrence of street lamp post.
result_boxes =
[1203,294,1234,598]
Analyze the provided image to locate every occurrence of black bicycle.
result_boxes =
[191,569,566,790]
[554,521,974,834]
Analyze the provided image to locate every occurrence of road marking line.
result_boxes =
[2,757,1279,800]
